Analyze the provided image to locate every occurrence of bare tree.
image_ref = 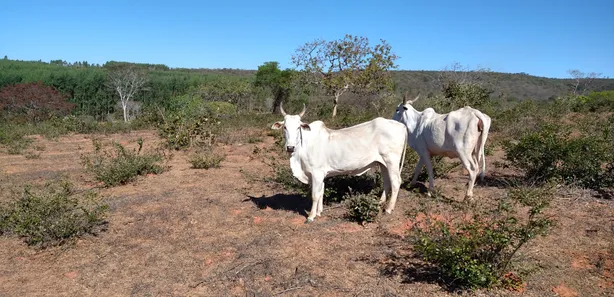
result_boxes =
[568,69,602,95]
[436,62,492,89]
[107,66,147,122]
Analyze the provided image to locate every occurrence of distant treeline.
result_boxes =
[0,59,255,119]
[1,58,613,120]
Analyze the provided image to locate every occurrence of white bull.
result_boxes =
[392,93,491,200]
[271,103,408,223]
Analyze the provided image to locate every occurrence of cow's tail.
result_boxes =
[474,110,491,181]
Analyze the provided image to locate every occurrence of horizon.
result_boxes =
[4,57,612,81]
[2,0,613,79]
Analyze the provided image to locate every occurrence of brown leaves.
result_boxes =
[0,82,74,121]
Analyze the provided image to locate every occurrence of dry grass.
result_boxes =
[0,129,612,296]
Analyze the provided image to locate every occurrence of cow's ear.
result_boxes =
[403,106,408,110]
[300,123,311,131]
[271,121,284,130]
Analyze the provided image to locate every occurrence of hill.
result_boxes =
[165,67,614,101]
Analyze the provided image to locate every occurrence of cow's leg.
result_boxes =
[472,153,480,184]
[479,149,487,182]
[458,153,478,200]
[472,148,482,183]
[307,175,325,223]
[421,154,435,196]
[316,192,324,217]
[379,163,391,205]
[384,166,402,214]
[410,158,423,186]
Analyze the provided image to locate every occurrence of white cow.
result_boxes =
[392,93,491,200]
[271,103,408,223]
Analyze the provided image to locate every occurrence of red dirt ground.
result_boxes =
[0,129,613,296]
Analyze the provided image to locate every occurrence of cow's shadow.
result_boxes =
[401,181,429,194]
[244,194,310,217]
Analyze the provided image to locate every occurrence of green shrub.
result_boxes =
[204,101,237,116]
[345,191,381,224]
[323,173,381,203]
[0,180,108,248]
[189,150,225,169]
[420,82,493,114]
[262,152,382,204]
[573,90,614,112]
[410,185,554,290]
[503,123,614,189]
[263,154,309,196]
[80,138,166,187]
[156,99,221,150]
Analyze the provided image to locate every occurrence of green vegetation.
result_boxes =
[189,149,225,169]
[410,185,554,290]
[1,35,614,293]
[0,180,108,248]
[503,121,614,189]
[344,191,381,224]
[80,138,167,187]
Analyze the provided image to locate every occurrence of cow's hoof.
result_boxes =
[304,218,314,224]
[384,209,393,215]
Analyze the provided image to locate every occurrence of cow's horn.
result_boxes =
[298,103,306,117]
[279,102,287,116]
[409,93,421,104]
[403,91,409,104]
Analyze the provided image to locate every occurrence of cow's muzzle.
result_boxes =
[286,146,295,153]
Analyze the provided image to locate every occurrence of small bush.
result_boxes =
[189,150,225,169]
[247,135,263,143]
[24,150,41,159]
[263,153,382,203]
[0,180,108,248]
[345,191,381,224]
[410,185,554,290]
[503,123,614,189]
[263,155,309,196]
[80,138,166,187]
[323,173,381,203]
[157,111,220,150]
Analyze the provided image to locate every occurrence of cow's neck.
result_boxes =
[404,108,422,134]
[288,128,312,184]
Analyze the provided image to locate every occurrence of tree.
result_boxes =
[436,62,492,90]
[253,61,295,113]
[292,34,399,117]
[435,62,494,111]
[568,69,602,95]
[107,66,147,122]
[0,82,74,122]
[195,76,252,105]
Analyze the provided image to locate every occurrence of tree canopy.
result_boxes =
[292,34,399,117]
[253,61,295,113]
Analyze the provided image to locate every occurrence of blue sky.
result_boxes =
[1,0,612,78]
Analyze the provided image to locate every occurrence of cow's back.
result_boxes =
[306,118,406,175]
[331,117,405,150]
[417,107,481,156]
